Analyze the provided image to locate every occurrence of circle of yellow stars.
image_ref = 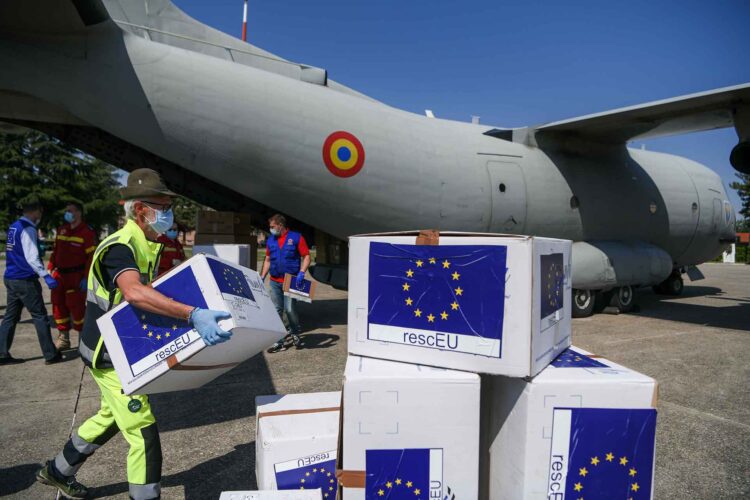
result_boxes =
[572,451,640,500]
[298,466,336,497]
[223,267,247,296]
[140,314,178,341]
[403,257,462,323]
[375,477,423,498]
[546,262,564,309]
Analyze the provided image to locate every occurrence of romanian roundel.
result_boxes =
[322,131,365,178]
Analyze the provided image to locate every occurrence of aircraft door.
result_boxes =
[487,161,527,233]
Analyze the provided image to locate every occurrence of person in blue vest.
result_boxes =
[260,214,311,352]
[0,200,62,365]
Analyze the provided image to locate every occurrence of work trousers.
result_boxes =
[53,368,162,500]
[269,279,300,335]
[51,271,86,333]
[0,277,57,360]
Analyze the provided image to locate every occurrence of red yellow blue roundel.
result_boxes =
[322,131,365,178]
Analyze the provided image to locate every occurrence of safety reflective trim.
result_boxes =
[86,246,96,254]
[55,318,70,324]
[73,319,85,325]
[87,287,110,312]
[57,235,85,243]
[54,452,82,476]
[66,289,76,294]
[72,432,101,454]
[78,341,96,364]
[129,482,161,500]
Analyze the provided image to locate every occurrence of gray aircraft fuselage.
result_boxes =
[0,9,737,291]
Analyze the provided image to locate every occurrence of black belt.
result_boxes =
[58,265,85,274]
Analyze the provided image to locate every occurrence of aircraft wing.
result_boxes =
[532,83,750,144]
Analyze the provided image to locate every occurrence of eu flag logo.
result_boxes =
[540,253,565,320]
[207,258,254,301]
[549,408,657,499]
[551,348,608,368]
[275,458,337,497]
[367,243,507,358]
[112,267,207,370]
[366,449,443,500]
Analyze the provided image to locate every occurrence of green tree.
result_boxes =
[729,172,750,222]
[0,131,121,234]
[173,197,204,231]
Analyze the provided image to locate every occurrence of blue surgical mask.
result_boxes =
[165,229,178,240]
[145,207,174,235]
[63,211,75,223]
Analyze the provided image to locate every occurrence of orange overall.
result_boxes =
[156,234,185,276]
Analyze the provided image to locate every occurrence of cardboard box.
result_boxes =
[195,244,253,269]
[97,254,285,395]
[347,231,572,376]
[255,392,341,494]
[220,491,322,500]
[481,346,658,499]
[339,355,480,499]
[197,210,253,234]
[283,274,317,303]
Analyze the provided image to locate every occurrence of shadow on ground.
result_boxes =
[151,353,275,432]
[87,443,257,499]
[0,463,42,496]
[296,298,346,332]
[633,286,750,332]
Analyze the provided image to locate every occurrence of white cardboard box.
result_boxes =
[255,392,341,494]
[194,244,252,268]
[97,254,285,395]
[339,355,480,499]
[481,346,658,500]
[220,491,322,500]
[348,232,572,376]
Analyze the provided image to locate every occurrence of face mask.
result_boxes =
[144,206,174,235]
[270,228,280,236]
[165,229,178,240]
[64,211,75,223]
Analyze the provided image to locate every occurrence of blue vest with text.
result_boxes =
[267,231,302,278]
[5,218,38,280]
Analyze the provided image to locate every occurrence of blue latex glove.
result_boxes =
[43,275,59,290]
[295,271,306,288]
[190,308,232,346]
[80,278,87,291]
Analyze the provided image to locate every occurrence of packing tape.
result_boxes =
[336,469,366,487]
[415,229,439,246]
[166,355,239,371]
[257,406,340,419]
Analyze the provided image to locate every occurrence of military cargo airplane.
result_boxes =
[0,0,747,317]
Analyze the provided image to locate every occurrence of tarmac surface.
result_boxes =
[0,262,748,499]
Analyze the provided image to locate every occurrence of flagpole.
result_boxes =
[241,0,248,41]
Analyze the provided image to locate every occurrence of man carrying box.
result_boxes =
[37,169,233,500]
[260,214,310,352]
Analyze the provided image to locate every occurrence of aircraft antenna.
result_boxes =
[241,0,249,41]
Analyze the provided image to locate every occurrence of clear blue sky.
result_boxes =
[174,0,750,215]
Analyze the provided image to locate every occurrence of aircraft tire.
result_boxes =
[653,272,684,296]
[611,285,635,313]
[572,289,595,318]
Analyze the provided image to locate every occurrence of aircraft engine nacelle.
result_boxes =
[571,241,673,290]
[730,141,750,174]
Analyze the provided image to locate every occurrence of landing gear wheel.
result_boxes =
[593,290,614,314]
[611,285,635,313]
[654,271,684,296]
[572,289,595,318]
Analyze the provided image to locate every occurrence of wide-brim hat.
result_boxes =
[120,168,177,200]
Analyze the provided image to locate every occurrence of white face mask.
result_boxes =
[143,205,174,235]
[270,228,280,236]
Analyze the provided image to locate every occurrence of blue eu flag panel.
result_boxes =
[207,257,255,301]
[540,253,565,320]
[111,267,208,375]
[551,348,609,368]
[365,449,443,500]
[550,408,657,499]
[367,243,507,358]
[275,458,337,497]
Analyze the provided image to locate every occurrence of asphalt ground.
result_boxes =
[0,262,748,499]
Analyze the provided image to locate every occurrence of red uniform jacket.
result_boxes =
[48,222,97,277]
[157,234,186,276]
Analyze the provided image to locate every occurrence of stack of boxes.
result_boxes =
[255,231,658,499]
[194,210,258,270]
